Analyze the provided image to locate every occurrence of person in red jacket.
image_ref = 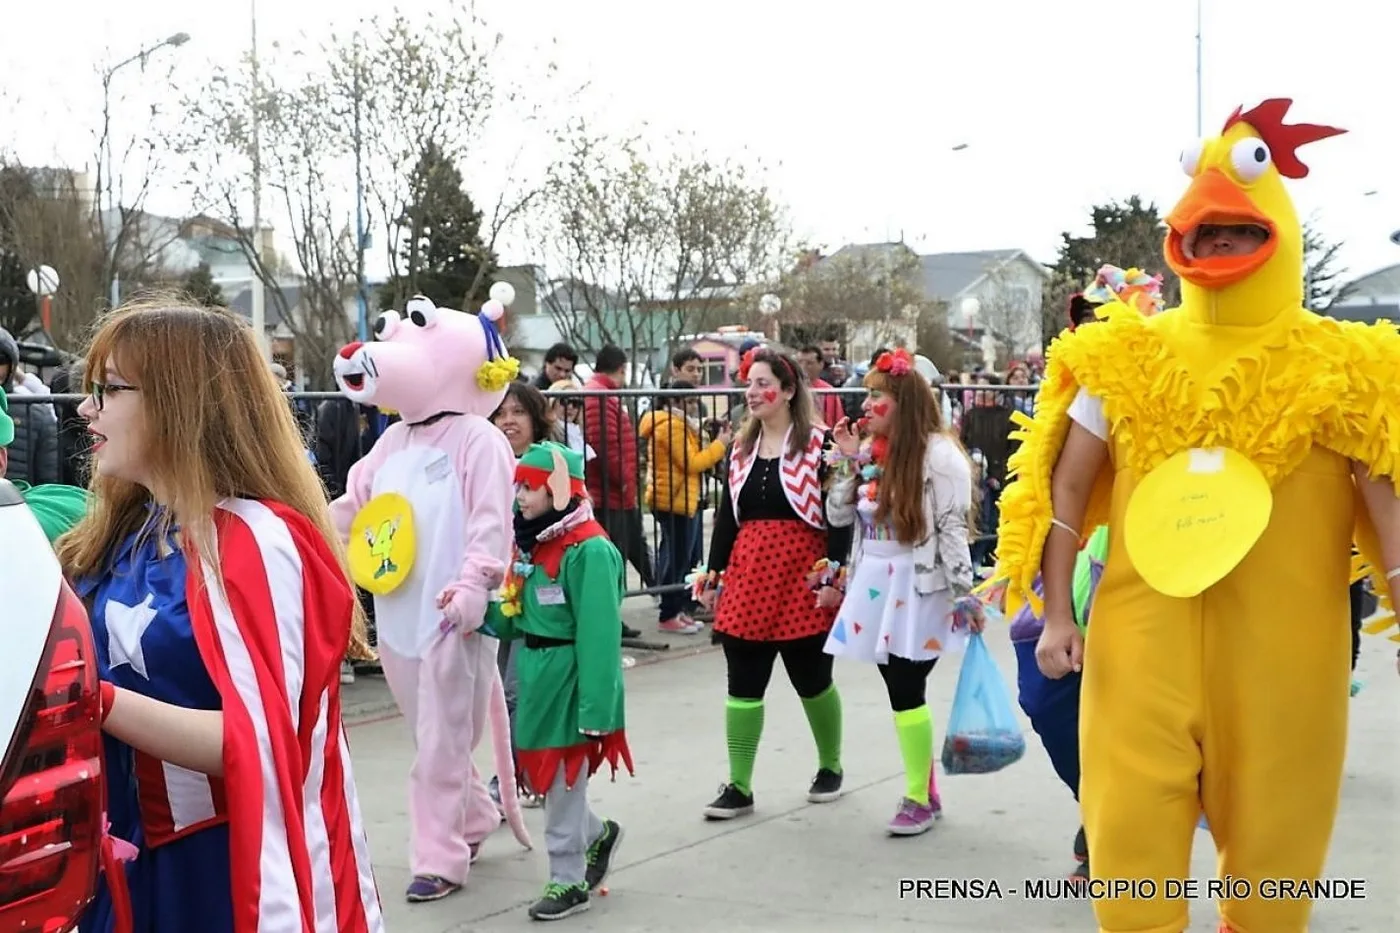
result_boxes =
[582,345,655,589]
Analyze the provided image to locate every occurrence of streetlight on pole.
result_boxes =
[101,32,190,309]
[249,0,268,358]
[1195,0,1204,136]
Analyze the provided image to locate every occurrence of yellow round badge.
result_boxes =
[1123,447,1272,598]
[348,493,416,595]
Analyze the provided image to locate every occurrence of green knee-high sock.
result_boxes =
[725,697,765,794]
[894,705,934,805]
[800,684,843,773]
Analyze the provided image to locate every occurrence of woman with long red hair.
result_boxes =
[824,347,983,837]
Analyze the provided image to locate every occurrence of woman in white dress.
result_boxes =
[822,347,984,836]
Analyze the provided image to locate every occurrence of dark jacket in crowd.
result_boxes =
[0,328,60,486]
[314,399,399,499]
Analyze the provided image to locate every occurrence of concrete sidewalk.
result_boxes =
[343,629,1400,932]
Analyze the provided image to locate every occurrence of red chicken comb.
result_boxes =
[1222,98,1346,179]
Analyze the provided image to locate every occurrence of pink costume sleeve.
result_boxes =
[437,420,516,634]
[327,429,399,543]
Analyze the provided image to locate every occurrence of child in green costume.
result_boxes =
[483,441,634,922]
[0,391,88,542]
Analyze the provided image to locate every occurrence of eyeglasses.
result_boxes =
[90,381,139,411]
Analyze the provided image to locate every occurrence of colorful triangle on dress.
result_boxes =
[887,562,895,576]
[894,599,906,609]
[853,622,863,635]
[924,637,942,651]
[831,619,847,644]
[868,588,880,600]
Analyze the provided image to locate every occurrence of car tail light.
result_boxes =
[0,580,104,932]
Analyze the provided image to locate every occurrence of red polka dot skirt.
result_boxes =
[714,520,837,642]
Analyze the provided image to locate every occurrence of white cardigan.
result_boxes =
[826,432,976,599]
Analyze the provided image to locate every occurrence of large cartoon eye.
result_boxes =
[1230,137,1272,183]
[373,310,400,339]
[1180,138,1205,177]
[405,295,439,328]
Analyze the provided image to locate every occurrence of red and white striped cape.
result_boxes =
[188,497,385,933]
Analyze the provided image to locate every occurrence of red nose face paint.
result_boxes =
[871,401,891,418]
[762,389,779,404]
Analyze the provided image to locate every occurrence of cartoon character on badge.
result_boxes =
[366,515,403,579]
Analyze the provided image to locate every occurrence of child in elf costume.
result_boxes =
[483,441,634,922]
[981,99,1400,933]
[1007,265,1162,882]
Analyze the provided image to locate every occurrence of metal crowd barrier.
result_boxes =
[5,382,1040,600]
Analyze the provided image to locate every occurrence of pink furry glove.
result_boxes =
[435,583,488,635]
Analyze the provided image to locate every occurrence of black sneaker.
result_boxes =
[703,783,754,820]
[584,820,623,890]
[1073,825,1088,862]
[807,767,843,803]
[528,883,590,921]
[621,624,642,640]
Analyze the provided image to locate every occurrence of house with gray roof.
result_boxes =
[819,242,1050,366]
[1328,263,1400,324]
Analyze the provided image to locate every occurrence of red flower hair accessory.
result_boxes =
[874,348,913,377]
[737,346,760,383]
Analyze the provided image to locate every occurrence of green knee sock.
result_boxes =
[725,697,765,794]
[894,705,934,805]
[800,684,843,774]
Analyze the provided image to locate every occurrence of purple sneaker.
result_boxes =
[887,797,940,836]
[406,874,461,902]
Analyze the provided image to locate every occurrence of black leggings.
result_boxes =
[724,633,833,701]
[879,655,938,712]
[1349,580,1364,672]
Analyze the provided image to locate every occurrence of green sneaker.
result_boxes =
[585,820,624,890]
[528,882,589,921]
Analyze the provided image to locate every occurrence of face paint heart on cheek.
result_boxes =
[871,401,891,418]
[762,389,779,404]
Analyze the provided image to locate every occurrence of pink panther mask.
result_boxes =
[332,293,518,422]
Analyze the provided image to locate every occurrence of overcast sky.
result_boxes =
[5,0,1398,289]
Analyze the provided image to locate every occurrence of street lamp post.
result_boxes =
[101,32,190,309]
[249,0,268,358]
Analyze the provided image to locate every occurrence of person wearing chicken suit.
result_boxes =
[979,99,1400,933]
[329,286,532,903]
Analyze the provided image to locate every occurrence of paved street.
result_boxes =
[342,606,1400,932]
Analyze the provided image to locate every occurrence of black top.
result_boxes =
[707,450,853,572]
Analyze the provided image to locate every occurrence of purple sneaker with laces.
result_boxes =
[405,874,461,902]
[887,794,942,836]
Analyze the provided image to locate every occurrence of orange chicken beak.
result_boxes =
[1165,169,1278,288]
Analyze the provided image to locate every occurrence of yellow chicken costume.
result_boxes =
[982,98,1400,933]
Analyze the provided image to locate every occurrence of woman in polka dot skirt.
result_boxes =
[694,347,854,820]
[823,348,983,837]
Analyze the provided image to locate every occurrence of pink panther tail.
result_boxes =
[490,667,532,849]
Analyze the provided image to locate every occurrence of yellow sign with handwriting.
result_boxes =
[1123,447,1272,598]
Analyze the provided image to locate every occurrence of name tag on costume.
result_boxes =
[537,585,567,606]
[425,454,452,484]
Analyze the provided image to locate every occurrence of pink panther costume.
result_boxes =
[330,292,531,902]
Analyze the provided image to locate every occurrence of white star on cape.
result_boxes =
[106,593,158,680]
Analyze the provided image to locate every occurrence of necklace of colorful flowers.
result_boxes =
[860,434,890,502]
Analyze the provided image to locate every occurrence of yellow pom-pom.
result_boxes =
[476,356,522,392]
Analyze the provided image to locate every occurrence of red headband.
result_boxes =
[737,347,795,384]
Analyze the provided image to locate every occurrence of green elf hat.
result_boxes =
[0,391,13,447]
[515,441,586,509]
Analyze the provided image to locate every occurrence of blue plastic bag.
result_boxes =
[941,631,1026,774]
